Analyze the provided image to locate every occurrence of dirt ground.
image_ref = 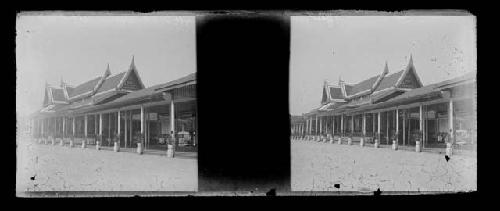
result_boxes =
[16,136,197,194]
[291,139,476,193]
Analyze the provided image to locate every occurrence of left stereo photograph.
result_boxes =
[16,13,198,195]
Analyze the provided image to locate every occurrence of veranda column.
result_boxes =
[319,116,322,135]
[309,118,312,135]
[124,111,128,147]
[351,115,354,135]
[447,100,454,156]
[402,110,406,146]
[99,113,103,135]
[448,100,454,142]
[308,118,311,135]
[315,116,318,135]
[140,107,145,150]
[84,115,88,138]
[94,114,97,135]
[41,118,44,138]
[386,112,389,145]
[72,116,76,137]
[396,109,399,135]
[54,117,57,138]
[372,113,375,134]
[396,109,399,138]
[340,115,344,135]
[62,117,65,138]
[362,113,366,135]
[117,110,121,136]
[417,105,423,152]
[361,113,366,146]
[167,98,176,158]
[376,112,381,148]
[170,101,175,137]
[332,115,335,136]
[141,106,144,134]
[394,109,399,150]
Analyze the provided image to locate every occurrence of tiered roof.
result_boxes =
[316,55,423,114]
[39,57,145,114]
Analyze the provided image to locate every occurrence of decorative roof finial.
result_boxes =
[60,76,64,88]
[383,61,389,75]
[130,55,136,69]
[408,54,414,67]
[104,63,111,78]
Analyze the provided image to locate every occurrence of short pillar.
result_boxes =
[60,138,64,146]
[374,136,379,148]
[329,135,334,144]
[114,142,120,152]
[96,141,100,150]
[82,140,86,148]
[347,137,352,145]
[445,142,453,156]
[137,143,143,154]
[69,139,74,148]
[51,136,55,145]
[337,137,342,144]
[392,140,398,150]
[360,137,365,147]
[166,144,175,158]
[415,141,421,152]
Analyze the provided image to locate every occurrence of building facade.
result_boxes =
[291,55,476,153]
[29,57,197,153]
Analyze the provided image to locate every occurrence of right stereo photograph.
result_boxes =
[289,14,476,193]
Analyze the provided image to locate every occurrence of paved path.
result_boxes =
[16,138,197,193]
[291,139,476,192]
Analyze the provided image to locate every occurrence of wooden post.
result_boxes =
[340,115,344,135]
[351,115,354,135]
[94,114,97,135]
[396,109,399,140]
[99,113,103,136]
[84,115,88,138]
[332,115,335,136]
[140,106,144,134]
[124,110,128,148]
[62,117,65,138]
[449,100,454,143]
[54,117,57,138]
[41,118,44,138]
[319,116,322,135]
[117,111,121,134]
[377,112,381,135]
[419,105,423,133]
[315,116,318,135]
[108,113,111,144]
[403,110,406,146]
[362,113,366,135]
[372,113,375,134]
[170,100,175,137]
[386,112,389,145]
[169,98,176,157]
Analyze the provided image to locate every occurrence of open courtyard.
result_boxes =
[16,136,197,194]
[291,139,476,193]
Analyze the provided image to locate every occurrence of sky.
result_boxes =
[289,16,476,116]
[16,14,196,117]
